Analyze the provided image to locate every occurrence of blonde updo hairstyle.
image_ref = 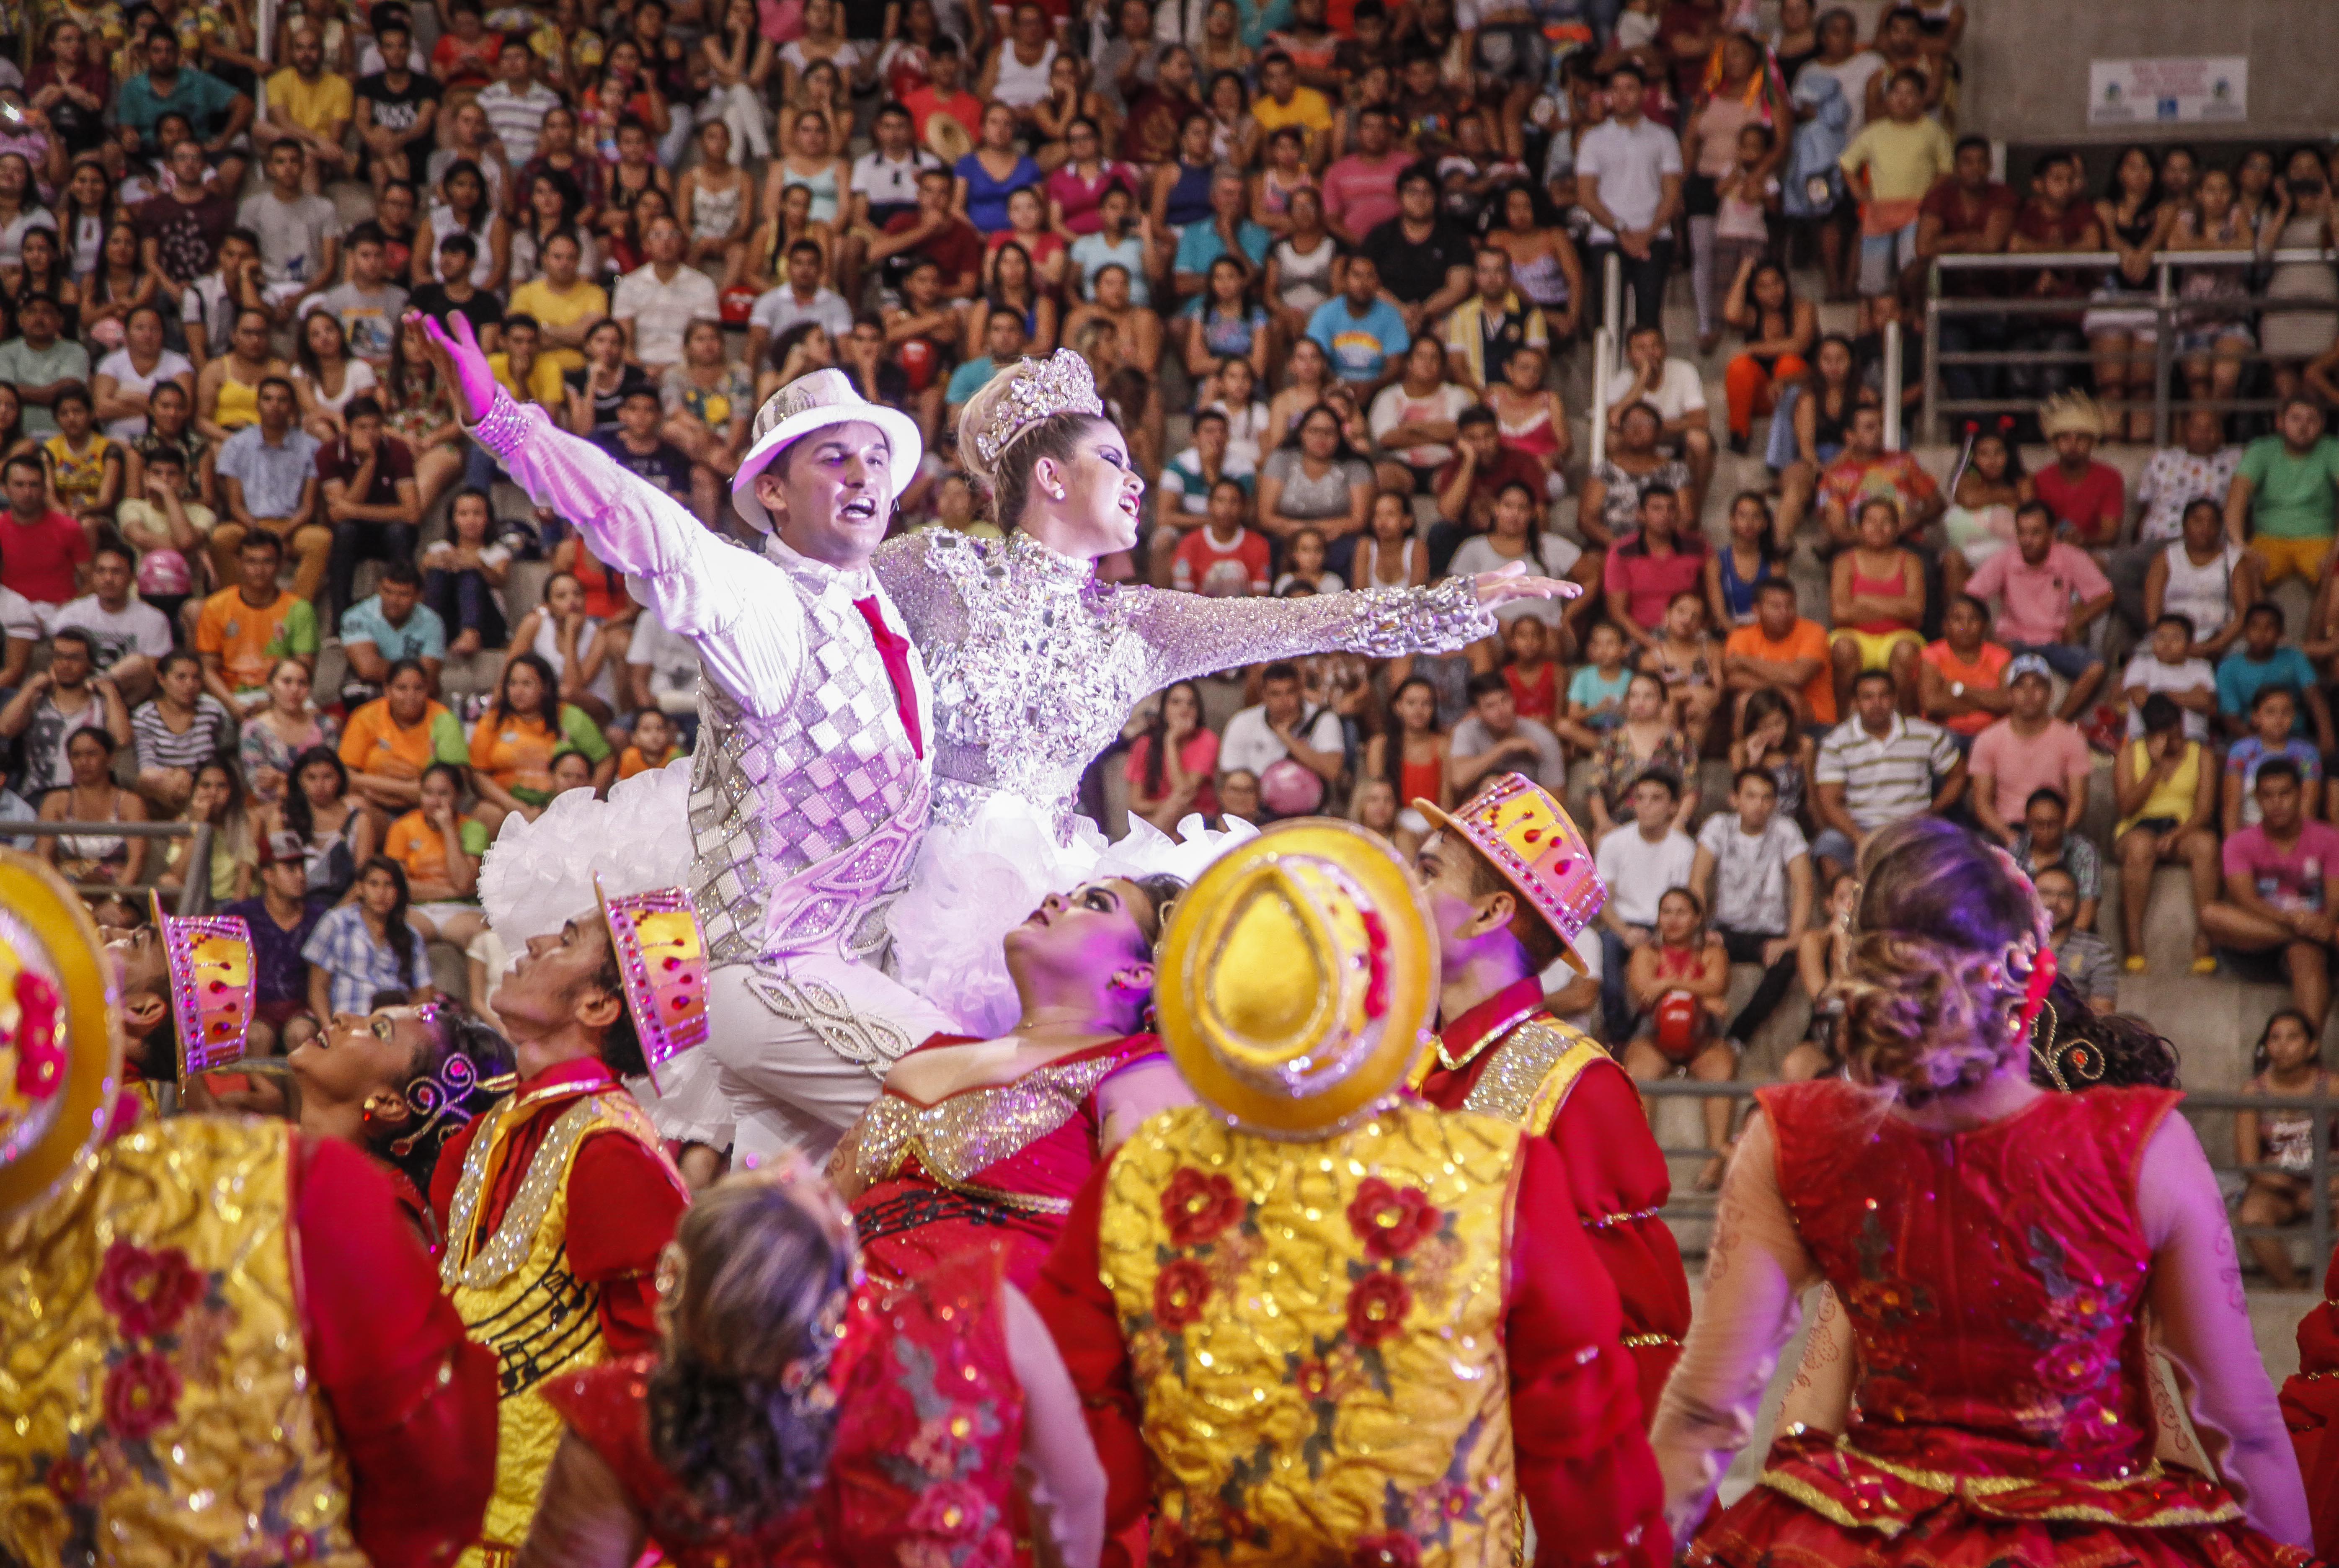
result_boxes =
[1834,818,2049,1106]
[957,371,1113,530]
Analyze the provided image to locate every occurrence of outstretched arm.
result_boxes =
[1125,565,1572,689]
[409,309,806,720]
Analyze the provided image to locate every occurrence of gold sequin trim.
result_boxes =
[1588,1206,1665,1231]
[441,1091,663,1291]
[1756,1440,2245,1534]
[1621,1333,1681,1349]
[1459,1016,1608,1137]
[854,1051,1136,1191]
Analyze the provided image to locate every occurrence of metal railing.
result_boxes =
[1640,1078,2337,1275]
[1919,247,2339,446]
[1,821,217,916]
[1589,252,1622,469]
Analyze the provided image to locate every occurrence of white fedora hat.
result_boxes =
[730,369,924,534]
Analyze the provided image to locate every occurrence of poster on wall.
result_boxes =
[2088,57,2249,126]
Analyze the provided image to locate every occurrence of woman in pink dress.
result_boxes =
[1653,818,2313,1568]
[524,1166,1105,1568]
[830,872,1192,1289]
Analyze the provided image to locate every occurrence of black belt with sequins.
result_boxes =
[854,1186,1028,1247]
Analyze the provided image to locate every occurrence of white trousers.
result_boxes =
[703,949,954,1166]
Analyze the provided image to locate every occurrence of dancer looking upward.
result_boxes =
[1409,773,1692,1422]
[1652,819,2312,1568]
[412,309,955,1164]
[877,349,1583,1036]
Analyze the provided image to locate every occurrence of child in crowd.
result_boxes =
[1558,619,1632,752]
[1500,614,1559,724]
[618,707,682,779]
[1778,868,1859,1083]
[44,385,124,524]
[1647,590,1722,752]
[2223,685,2326,833]
[1172,479,1272,597]
[2234,1009,2334,1288]
[1621,885,1736,1188]
[1272,526,1346,595]
[2120,611,2217,742]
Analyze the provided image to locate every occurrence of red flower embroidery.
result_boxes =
[44,1455,87,1502]
[2060,1398,2128,1452]
[1162,1168,1243,1246]
[1153,1260,1213,1329]
[1345,1178,1440,1261]
[1351,1532,1422,1568]
[2035,1342,2109,1398]
[906,1480,989,1540]
[95,1241,207,1340]
[1293,1358,1333,1400]
[1344,1270,1413,1347]
[103,1351,182,1441]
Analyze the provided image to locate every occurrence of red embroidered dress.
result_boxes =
[1697,1080,2310,1568]
[849,1033,1164,1289]
[543,1245,1026,1568]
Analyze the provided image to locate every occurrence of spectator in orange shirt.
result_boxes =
[615,706,682,779]
[339,658,468,825]
[1918,592,2014,746]
[467,652,615,830]
[1723,577,1836,730]
[380,759,489,949]
[193,529,321,717]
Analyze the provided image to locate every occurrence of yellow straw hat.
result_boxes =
[1154,818,1439,1137]
[0,851,123,1222]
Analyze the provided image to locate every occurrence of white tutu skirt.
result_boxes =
[885,793,1259,1037]
[476,757,700,943]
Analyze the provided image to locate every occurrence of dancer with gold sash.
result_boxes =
[1408,773,1693,1420]
[1031,818,1669,1568]
[430,890,694,1567]
[0,851,499,1567]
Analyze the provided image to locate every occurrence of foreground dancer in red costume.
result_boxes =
[830,874,1191,1289]
[0,851,499,1567]
[519,1165,1106,1568]
[1035,818,1668,1568]
[2283,1248,2339,1557]
[1408,773,1693,1419]
[1653,819,2313,1568]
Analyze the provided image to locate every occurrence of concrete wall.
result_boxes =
[1958,0,2339,147]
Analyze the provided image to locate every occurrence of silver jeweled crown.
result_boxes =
[970,350,1105,466]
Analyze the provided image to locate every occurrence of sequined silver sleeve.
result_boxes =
[870,531,972,650]
[1127,573,1499,689]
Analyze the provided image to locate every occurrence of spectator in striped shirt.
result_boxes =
[1809,668,1966,877]
[475,39,562,170]
[131,649,238,813]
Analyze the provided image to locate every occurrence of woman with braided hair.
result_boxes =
[1651,817,2312,1568]
[288,1002,519,1253]
[519,1165,1105,1568]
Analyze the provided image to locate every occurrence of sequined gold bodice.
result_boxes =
[0,1118,364,1568]
[1097,1102,1521,1567]
[872,530,1496,839]
[854,1035,1162,1215]
[442,1085,680,1568]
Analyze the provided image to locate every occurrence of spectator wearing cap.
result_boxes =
[2218,601,2336,755]
[2200,755,2334,1014]
[1963,499,2112,722]
[224,829,328,1053]
[2033,393,2125,551]
[1967,652,2093,848]
[613,216,719,378]
[0,292,92,437]
[2112,692,2220,979]
[2230,396,2339,589]
[1810,667,1965,877]
[2010,785,2101,932]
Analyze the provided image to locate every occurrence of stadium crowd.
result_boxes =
[5,0,2339,1225]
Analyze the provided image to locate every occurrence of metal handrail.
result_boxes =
[0,820,217,916]
[1932,248,2339,272]
[1588,252,1623,470]
[1638,1079,2338,1274]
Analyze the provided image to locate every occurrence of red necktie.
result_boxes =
[852,596,924,760]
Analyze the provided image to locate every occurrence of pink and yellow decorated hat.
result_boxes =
[1412,773,1606,974]
[152,893,257,1088]
[596,879,710,1093]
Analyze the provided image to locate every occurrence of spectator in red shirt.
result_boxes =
[430,0,504,93]
[901,40,983,149]
[1171,478,1272,596]
[2006,149,2102,399]
[870,168,984,301]
[1319,105,1408,246]
[2,452,95,612]
[1604,484,1705,653]
[1916,134,2019,405]
[2031,392,2125,549]
[1430,404,1548,574]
